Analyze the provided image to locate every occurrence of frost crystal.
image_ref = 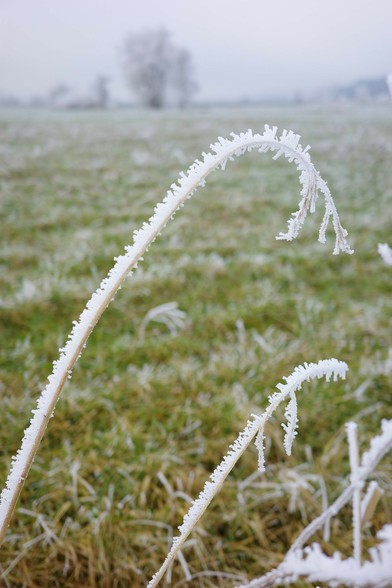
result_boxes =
[280,525,392,588]
[282,392,298,456]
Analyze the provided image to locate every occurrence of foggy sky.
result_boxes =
[1,0,391,102]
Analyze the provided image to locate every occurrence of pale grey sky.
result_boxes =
[0,0,391,101]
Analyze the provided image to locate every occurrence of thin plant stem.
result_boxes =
[347,422,362,564]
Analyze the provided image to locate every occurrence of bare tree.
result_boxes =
[122,28,197,109]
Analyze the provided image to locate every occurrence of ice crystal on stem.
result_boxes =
[282,392,298,456]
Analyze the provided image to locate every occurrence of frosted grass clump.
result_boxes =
[148,359,348,587]
[276,525,392,588]
[239,419,392,588]
[0,126,352,544]
[138,301,187,341]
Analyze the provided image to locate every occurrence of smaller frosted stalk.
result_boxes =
[148,359,348,587]
[346,422,361,564]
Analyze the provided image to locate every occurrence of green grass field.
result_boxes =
[0,104,391,587]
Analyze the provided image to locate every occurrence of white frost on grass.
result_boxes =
[280,524,392,588]
[378,243,392,266]
[138,301,187,341]
[281,392,298,456]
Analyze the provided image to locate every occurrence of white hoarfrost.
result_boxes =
[282,392,298,456]
[138,301,187,341]
[0,127,352,542]
[378,243,392,266]
[278,524,392,588]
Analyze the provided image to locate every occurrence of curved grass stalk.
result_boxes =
[238,419,392,588]
[0,127,352,545]
[148,359,348,587]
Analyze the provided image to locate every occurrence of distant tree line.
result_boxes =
[0,28,197,110]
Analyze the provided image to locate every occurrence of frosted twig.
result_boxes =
[148,359,348,587]
[0,127,352,544]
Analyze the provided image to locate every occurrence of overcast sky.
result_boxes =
[0,0,391,102]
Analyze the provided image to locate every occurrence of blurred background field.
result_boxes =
[0,104,391,586]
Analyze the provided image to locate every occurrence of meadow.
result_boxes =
[0,104,391,587]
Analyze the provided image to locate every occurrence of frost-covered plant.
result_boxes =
[0,126,352,544]
[378,243,392,266]
[148,359,348,587]
[138,301,187,341]
[238,419,392,588]
[268,524,392,588]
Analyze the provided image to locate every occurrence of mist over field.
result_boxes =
[1,0,391,105]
